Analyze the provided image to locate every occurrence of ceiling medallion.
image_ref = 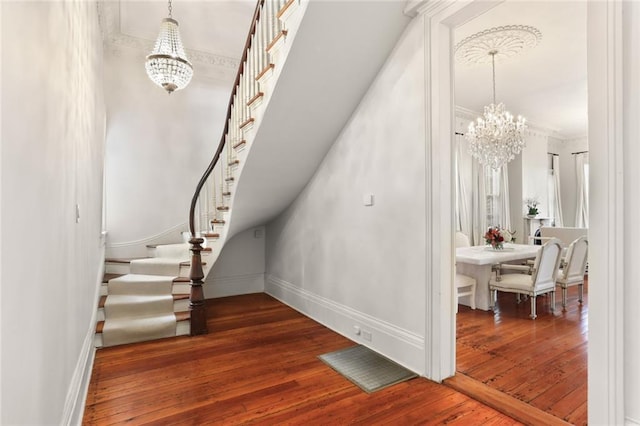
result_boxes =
[455,25,542,66]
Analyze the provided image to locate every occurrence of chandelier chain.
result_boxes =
[491,52,496,104]
[168,0,172,18]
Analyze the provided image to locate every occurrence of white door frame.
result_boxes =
[586,1,625,424]
[418,0,625,423]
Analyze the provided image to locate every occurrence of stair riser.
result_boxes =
[97,299,189,322]
[94,320,191,348]
[100,284,190,296]
[105,263,192,277]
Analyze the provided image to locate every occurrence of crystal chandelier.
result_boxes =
[145,0,193,94]
[455,25,541,170]
[467,51,527,170]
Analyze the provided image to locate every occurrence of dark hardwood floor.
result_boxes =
[84,293,522,425]
[455,281,588,425]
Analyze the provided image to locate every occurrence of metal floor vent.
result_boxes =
[318,345,418,393]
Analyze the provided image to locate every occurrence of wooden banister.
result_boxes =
[187,0,266,336]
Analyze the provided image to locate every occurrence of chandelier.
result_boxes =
[455,26,542,170]
[145,0,193,94]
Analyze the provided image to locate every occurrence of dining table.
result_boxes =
[455,243,541,311]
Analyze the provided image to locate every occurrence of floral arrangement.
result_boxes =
[524,197,539,216]
[484,226,505,249]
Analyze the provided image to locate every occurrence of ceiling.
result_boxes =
[102,0,587,139]
[454,1,587,138]
[100,1,257,78]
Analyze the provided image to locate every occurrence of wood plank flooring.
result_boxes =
[455,281,588,425]
[84,293,521,425]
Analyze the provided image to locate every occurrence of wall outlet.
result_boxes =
[362,330,372,341]
[353,325,361,336]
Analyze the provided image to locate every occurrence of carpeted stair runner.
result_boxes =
[130,258,187,276]
[101,252,189,347]
[102,314,177,347]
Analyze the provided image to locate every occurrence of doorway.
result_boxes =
[422,0,624,424]
[452,1,588,423]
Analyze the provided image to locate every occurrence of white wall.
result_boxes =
[1,2,105,423]
[623,2,640,422]
[265,17,426,374]
[104,47,233,257]
[204,226,265,298]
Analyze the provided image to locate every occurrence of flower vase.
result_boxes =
[492,243,503,250]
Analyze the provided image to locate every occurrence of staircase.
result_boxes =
[96,0,304,347]
[96,0,410,346]
[95,244,216,347]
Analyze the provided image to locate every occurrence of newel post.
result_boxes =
[189,237,208,335]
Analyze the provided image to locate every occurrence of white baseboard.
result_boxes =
[62,249,105,425]
[265,274,425,375]
[61,322,97,426]
[205,273,265,299]
[627,416,640,425]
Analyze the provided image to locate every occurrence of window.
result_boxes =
[485,166,504,228]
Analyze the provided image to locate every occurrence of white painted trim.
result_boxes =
[205,273,265,299]
[62,256,104,426]
[627,417,640,426]
[587,1,625,424]
[62,325,97,426]
[419,0,501,383]
[265,274,425,375]
[0,2,4,419]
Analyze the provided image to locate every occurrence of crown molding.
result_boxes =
[97,0,239,71]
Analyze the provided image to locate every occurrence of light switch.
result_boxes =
[363,194,374,207]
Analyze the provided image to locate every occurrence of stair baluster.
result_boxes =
[188,0,297,335]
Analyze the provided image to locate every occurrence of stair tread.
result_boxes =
[104,274,194,284]
[203,233,220,238]
[105,257,149,264]
[239,117,255,129]
[175,311,190,322]
[103,273,125,283]
[233,140,246,150]
[99,294,189,308]
[211,219,226,224]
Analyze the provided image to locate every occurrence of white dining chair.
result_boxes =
[489,238,563,319]
[455,232,476,311]
[556,236,588,309]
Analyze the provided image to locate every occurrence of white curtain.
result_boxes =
[455,134,487,245]
[455,137,471,237]
[551,155,564,226]
[471,161,488,245]
[499,165,511,231]
[575,152,589,227]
